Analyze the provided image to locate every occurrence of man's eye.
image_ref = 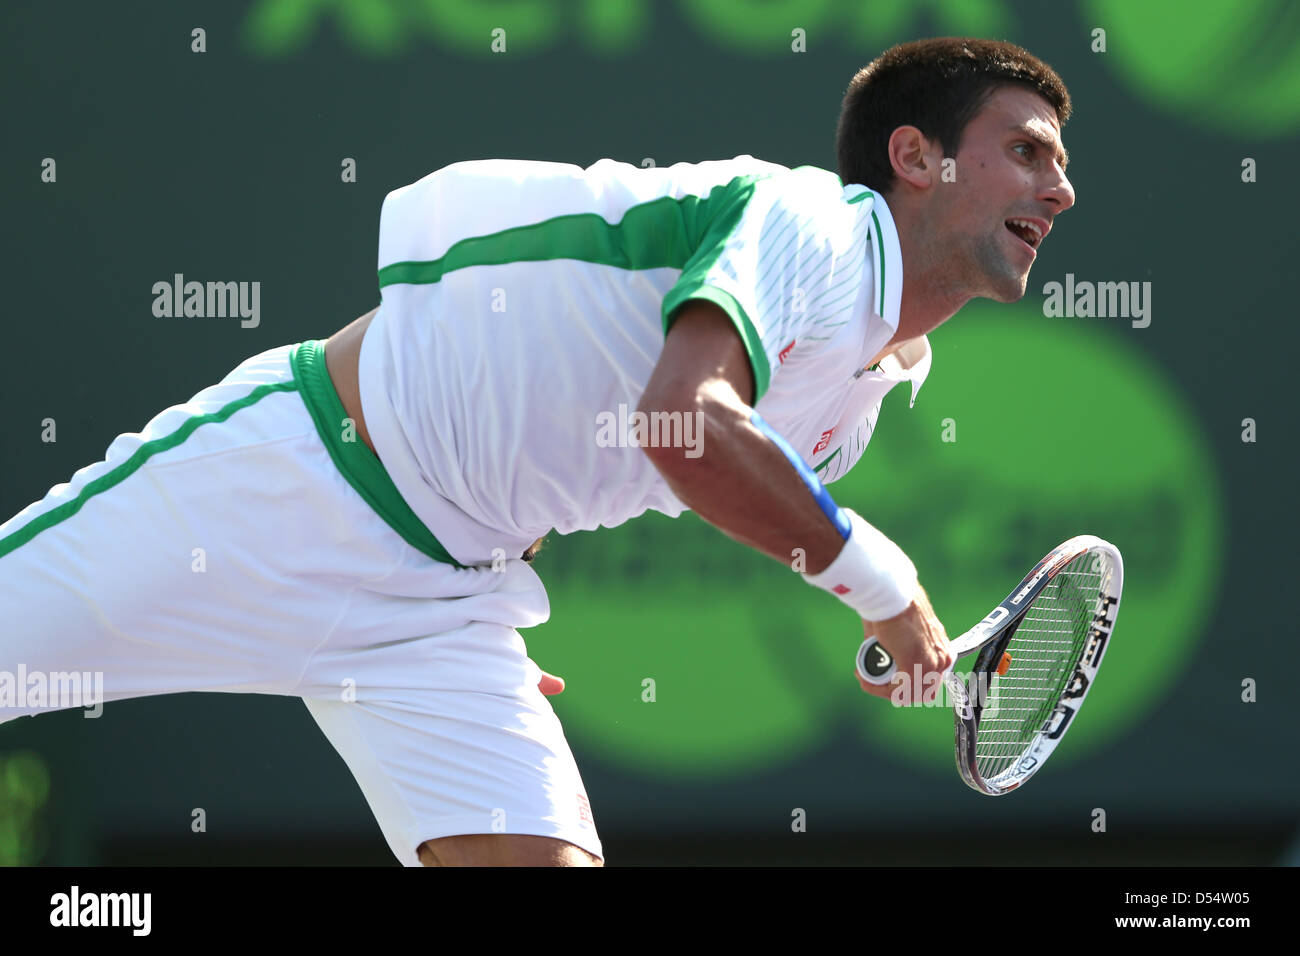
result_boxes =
[1014,143,1033,159]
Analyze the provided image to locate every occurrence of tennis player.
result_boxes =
[0,38,1073,866]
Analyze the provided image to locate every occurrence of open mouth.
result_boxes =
[1005,218,1043,252]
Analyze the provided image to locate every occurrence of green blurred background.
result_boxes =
[1,0,1296,865]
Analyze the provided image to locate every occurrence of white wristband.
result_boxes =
[803,509,918,620]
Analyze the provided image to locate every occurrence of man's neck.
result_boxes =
[868,273,967,369]
[879,188,974,353]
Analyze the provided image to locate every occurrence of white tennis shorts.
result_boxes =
[0,341,602,864]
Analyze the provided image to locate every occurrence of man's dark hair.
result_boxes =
[836,37,1071,193]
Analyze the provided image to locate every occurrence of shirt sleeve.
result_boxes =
[660,173,851,404]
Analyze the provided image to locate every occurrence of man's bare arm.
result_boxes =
[637,301,845,574]
[639,300,953,701]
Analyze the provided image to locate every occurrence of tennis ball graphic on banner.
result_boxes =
[538,301,1223,777]
[840,304,1223,771]
[1087,0,1300,137]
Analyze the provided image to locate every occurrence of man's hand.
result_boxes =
[855,584,954,703]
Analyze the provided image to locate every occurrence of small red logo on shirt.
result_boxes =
[778,340,796,364]
[832,584,851,595]
[813,429,835,454]
[577,792,593,825]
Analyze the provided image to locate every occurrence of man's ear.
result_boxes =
[887,125,940,191]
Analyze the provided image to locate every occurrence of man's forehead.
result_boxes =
[1020,112,1061,139]
[979,86,1063,132]
[974,86,1068,163]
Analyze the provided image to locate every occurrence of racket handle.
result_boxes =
[855,638,896,685]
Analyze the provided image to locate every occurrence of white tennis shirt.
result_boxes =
[358,156,931,566]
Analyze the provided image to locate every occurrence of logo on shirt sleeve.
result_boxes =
[778,340,796,364]
[813,428,836,454]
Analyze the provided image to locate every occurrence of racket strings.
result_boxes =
[973,556,1111,784]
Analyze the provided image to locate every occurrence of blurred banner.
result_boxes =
[2,0,1296,863]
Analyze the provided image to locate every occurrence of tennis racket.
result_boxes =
[855,534,1123,795]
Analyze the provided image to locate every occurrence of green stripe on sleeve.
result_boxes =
[376,185,746,290]
[660,285,771,403]
[656,175,776,402]
[378,196,696,288]
[376,172,782,405]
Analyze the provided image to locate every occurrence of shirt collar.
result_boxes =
[843,183,930,407]
[879,336,932,408]
[843,183,902,331]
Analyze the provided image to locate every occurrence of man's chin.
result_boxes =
[973,250,1031,303]
[980,276,1029,304]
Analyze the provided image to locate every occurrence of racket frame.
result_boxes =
[948,534,1123,794]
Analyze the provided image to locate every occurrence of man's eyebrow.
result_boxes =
[1011,124,1069,169]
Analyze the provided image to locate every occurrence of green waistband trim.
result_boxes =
[290,340,464,569]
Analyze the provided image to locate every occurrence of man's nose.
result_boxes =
[1044,168,1075,212]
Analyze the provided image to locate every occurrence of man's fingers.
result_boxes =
[855,667,902,700]
[856,585,953,703]
[538,671,566,695]
[854,651,954,702]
